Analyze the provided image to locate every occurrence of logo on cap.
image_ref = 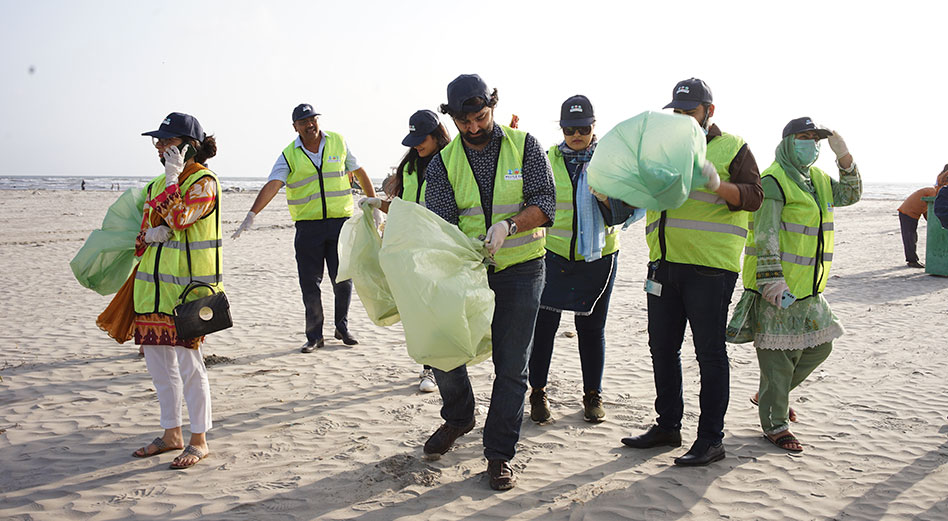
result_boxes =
[162,117,171,125]
[570,105,583,113]
[805,119,813,126]
[409,125,416,132]
[676,86,690,94]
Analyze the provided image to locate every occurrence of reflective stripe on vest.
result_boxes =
[133,171,224,315]
[645,132,748,272]
[401,162,426,205]
[545,145,618,260]
[283,131,353,220]
[741,162,835,298]
[440,125,545,271]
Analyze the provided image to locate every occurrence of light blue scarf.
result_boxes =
[576,162,606,261]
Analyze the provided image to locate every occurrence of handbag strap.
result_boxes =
[178,280,218,304]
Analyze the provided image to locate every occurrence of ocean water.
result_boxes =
[0,175,928,201]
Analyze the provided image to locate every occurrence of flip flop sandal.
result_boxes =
[170,444,209,469]
[750,396,797,422]
[764,433,804,452]
[132,437,179,458]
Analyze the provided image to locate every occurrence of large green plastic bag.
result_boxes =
[70,187,145,295]
[587,110,709,211]
[336,202,400,326]
[379,198,494,372]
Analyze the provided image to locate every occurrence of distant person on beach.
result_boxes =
[897,166,948,268]
[527,95,637,426]
[232,103,377,352]
[360,109,451,394]
[621,78,762,467]
[81,179,86,190]
[420,74,555,490]
[132,112,222,469]
[726,117,862,453]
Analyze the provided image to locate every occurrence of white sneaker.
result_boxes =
[419,368,437,393]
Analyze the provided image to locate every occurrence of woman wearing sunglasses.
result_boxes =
[528,95,637,424]
[131,112,221,469]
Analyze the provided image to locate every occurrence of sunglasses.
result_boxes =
[562,126,592,136]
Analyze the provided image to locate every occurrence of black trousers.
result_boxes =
[295,218,352,343]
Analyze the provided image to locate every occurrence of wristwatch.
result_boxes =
[504,218,518,236]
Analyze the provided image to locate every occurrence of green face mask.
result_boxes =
[793,139,820,167]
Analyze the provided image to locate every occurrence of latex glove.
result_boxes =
[231,211,255,239]
[588,185,608,202]
[760,280,790,308]
[372,208,384,230]
[826,129,849,159]
[144,225,172,244]
[702,161,721,191]
[358,197,382,209]
[163,144,188,186]
[484,220,511,255]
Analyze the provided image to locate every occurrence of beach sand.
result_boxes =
[1,189,947,520]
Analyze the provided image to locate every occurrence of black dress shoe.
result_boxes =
[300,339,324,353]
[334,328,359,345]
[674,438,725,466]
[907,261,925,269]
[621,425,682,448]
[487,460,516,491]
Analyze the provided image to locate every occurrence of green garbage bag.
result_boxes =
[587,110,708,211]
[379,198,494,372]
[70,187,145,295]
[336,201,400,326]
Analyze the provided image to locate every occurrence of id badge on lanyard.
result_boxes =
[643,260,663,297]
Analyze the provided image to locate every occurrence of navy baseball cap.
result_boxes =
[292,103,320,122]
[402,110,440,147]
[141,112,205,141]
[560,95,595,127]
[663,78,713,110]
[446,74,491,113]
[782,117,833,139]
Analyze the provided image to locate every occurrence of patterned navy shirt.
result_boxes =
[424,123,556,228]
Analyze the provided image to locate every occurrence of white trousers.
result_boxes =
[143,345,213,433]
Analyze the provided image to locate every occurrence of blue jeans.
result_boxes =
[432,257,545,462]
[529,254,617,392]
[295,218,352,343]
[646,261,737,443]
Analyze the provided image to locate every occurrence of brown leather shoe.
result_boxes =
[487,459,516,491]
[423,420,474,459]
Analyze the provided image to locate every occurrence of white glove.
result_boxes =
[372,208,384,230]
[485,220,511,255]
[163,144,188,186]
[144,225,172,244]
[702,161,721,191]
[588,186,608,202]
[231,211,255,239]
[826,129,849,159]
[760,280,790,308]
[358,197,382,209]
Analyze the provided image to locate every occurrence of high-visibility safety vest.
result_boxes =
[401,161,426,205]
[742,162,835,299]
[282,131,353,221]
[645,132,749,272]
[134,171,223,315]
[440,125,545,272]
[546,145,618,261]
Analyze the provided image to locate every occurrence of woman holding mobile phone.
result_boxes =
[726,117,861,453]
[131,112,221,469]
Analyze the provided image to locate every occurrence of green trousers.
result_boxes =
[756,341,833,435]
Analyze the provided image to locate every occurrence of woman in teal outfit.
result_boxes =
[726,117,862,452]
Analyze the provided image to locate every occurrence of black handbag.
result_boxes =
[173,281,232,340]
[172,194,231,340]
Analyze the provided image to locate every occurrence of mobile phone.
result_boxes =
[178,142,197,161]
[780,290,796,309]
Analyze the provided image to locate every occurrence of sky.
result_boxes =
[1,0,945,185]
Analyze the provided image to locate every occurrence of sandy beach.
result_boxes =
[1,189,947,521]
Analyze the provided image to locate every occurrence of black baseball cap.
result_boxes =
[663,78,713,110]
[292,103,320,122]
[401,110,440,147]
[560,95,595,127]
[141,112,205,141]
[782,117,833,139]
[446,74,491,113]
